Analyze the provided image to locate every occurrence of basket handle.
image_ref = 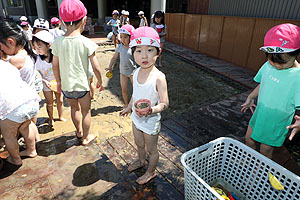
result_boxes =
[197,142,214,158]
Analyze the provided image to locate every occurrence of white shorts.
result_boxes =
[5,100,39,123]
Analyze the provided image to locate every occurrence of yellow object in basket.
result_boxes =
[106,72,113,78]
[268,172,284,190]
[212,187,230,200]
[49,80,57,92]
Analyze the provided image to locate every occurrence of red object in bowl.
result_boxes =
[134,99,151,116]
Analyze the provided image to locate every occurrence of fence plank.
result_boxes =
[219,16,239,62]
[198,15,211,53]
[183,14,201,51]
[207,15,224,57]
[231,17,255,67]
[246,19,275,71]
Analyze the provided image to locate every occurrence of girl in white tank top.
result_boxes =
[120,27,169,185]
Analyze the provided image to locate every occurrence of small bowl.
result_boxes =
[134,99,151,115]
[49,80,57,92]
[106,72,113,78]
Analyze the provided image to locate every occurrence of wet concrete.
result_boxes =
[0,36,300,199]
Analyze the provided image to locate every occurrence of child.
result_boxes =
[32,30,66,126]
[0,60,40,166]
[151,11,167,67]
[0,20,41,141]
[50,17,65,40]
[51,0,103,146]
[20,21,32,41]
[138,11,148,27]
[105,24,136,107]
[241,23,300,159]
[33,18,49,34]
[107,10,120,48]
[120,11,130,26]
[120,26,169,184]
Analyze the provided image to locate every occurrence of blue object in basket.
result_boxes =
[230,192,240,200]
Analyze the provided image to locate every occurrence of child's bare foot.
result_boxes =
[58,117,67,122]
[76,131,83,139]
[49,119,55,126]
[136,171,156,184]
[82,135,95,146]
[128,159,146,172]
[7,156,22,166]
[20,149,37,158]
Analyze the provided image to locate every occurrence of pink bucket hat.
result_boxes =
[119,24,135,36]
[50,17,60,25]
[59,0,87,23]
[260,23,300,53]
[129,26,160,48]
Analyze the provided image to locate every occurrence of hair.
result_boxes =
[0,19,36,61]
[63,18,83,26]
[153,11,165,25]
[51,23,59,28]
[131,46,160,55]
[265,49,300,64]
[31,36,53,62]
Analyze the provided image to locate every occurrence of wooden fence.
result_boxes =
[165,13,300,71]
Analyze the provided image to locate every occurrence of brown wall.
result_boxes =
[165,13,300,71]
[187,0,209,14]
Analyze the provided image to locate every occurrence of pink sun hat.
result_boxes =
[59,0,87,23]
[260,23,300,53]
[119,24,135,36]
[129,26,160,48]
[21,21,29,26]
[50,17,60,25]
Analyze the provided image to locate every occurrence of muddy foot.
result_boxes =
[6,156,22,166]
[82,135,95,146]
[136,171,156,185]
[20,150,37,158]
[58,117,67,122]
[128,159,146,172]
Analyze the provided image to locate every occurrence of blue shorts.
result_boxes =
[62,91,89,99]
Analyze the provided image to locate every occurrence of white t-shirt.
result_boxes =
[35,55,55,82]
[50,29,65,40]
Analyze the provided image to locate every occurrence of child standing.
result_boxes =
[107,10,120,48]
[0,60,40,166]
[151,11,167,67]
[50,17,65,40]
[120,11,130,26]
[33,18,49,34]
[32,30,65,126]
[105,24,136,107]
[120,27,169,184]
[52,0,103,146]
[138,11,148,27]
[241,23,300,159]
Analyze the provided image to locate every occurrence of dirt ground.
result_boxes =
[37,45,245,142]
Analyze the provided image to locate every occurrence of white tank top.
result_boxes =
[131,67,161,135]
[19,55,36,87]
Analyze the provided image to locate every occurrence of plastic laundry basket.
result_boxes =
[181,137,300,200]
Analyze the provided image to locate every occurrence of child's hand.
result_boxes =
[57,82,62,93]
[43,80,51,89]
[286,115,300,140]
[241,97,256,113]
[96,82,104,91]
[120,106,131,117]
[105,66,112,73]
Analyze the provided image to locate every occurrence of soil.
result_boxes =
[36,45,245,142]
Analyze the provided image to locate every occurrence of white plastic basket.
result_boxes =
[181,137,300,200]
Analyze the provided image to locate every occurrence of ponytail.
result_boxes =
[0,19,36,62]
